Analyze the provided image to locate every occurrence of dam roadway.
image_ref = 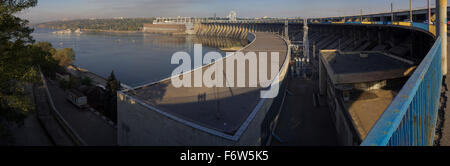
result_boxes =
[118,32,289,144]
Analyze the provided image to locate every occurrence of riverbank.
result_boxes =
[81,29,141,33]
[76,29,191,36]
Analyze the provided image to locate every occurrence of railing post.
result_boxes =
[410,0,413,23]
[437,0,447,75]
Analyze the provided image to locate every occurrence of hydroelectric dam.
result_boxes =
[117,5,448,146]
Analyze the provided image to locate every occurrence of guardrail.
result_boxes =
[39,68,87,146]
[200,19,304,24]
[323,21,437,35]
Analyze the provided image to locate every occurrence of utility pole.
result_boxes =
[303,18,309,60]
[437,0,447,75]
[391,2,394,22]
[428,0,431,24]
[360,9,363,22]
[409,0,413,23]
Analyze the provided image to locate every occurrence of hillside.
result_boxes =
[36,18,155,31]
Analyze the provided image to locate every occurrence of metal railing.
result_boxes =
[316,20,443,145]
[361,36,442,146]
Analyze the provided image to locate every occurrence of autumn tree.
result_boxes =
[52,48,75,67]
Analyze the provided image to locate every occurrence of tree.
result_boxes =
[81,77,92,86]
[52,48,75,67]
[0,0,57,140]
[31,42,59,77]
[104,71,120,123]
[34,42,56,54]
[106,71,120,93]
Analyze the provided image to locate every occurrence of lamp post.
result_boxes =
[391,2,394,22]
[437,0,447,75]
[409,0,413,23]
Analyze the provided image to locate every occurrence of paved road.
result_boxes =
[47,81,117,146]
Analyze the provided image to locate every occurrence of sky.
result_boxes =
[18,0,440,24]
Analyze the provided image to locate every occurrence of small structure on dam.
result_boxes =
[143,17,196,35]
[318,50,417,145]
[142,23,187,35]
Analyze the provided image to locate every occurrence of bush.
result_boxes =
[81,77,92,86]
[52,48,75,67]
[68,76,81,89]
[59,79,70,90]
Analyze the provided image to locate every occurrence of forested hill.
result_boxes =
[35,18,155,31]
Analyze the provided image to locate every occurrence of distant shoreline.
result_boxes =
[35,27,245,52]
[81,29,141,33]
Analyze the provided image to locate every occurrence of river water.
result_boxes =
[32,28,246,87]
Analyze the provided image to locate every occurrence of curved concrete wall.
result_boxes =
[194,22,434,62]
[308,23,435,63]
[117,33,291,146]
[195,23,286,39]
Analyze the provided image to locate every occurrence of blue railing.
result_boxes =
[411,22,430,31]
[361,37,442,146]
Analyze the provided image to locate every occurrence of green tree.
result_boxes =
[52,48,75,67]
[104,71,120,123]
[81,77,92,86]
[34,42,56,55]
[31,42,59,76]
[0,0,58,139]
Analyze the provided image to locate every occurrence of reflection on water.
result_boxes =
[32,28,245,87]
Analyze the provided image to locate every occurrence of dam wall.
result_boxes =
[142,23,187,35]
[117,32,291,146]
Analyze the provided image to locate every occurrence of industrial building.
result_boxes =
[318,50,416,145]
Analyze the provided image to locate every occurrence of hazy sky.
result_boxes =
[19,0,440,24]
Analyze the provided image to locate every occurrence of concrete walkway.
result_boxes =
[7,113,53,146]
[3,85,53,146]
[271,79,338,146]
[33,81,75,146]
[124,32,288,135]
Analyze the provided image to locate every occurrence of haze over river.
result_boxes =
[32,28,245,87]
